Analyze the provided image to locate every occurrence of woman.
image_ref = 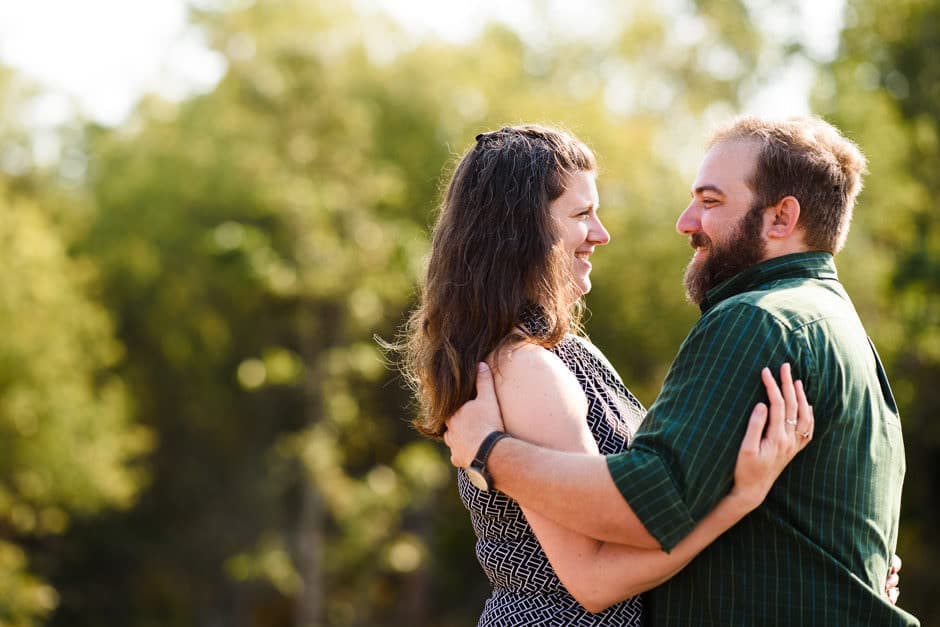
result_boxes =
[400,125,814,625]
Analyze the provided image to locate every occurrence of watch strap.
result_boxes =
[473,431,509,468]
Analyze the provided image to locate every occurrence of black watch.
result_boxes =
[466,431,510,491]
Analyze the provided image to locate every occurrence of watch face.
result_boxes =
[466,467,489,491]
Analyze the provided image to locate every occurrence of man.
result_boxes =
[443,116,917,625]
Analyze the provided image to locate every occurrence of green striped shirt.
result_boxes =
[607,252,917,626]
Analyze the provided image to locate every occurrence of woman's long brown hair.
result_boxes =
[400,125,597,438]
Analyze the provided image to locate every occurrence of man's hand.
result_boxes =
[443,362,505,467]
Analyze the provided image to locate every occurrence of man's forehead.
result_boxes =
[693,140,759,189]
[705,138,759,163]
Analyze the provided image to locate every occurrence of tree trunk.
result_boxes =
[294,482,325,627]
[293,304,337,627]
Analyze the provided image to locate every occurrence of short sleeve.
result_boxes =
[606,302,794,551]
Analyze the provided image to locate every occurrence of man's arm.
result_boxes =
[495,439,660,548]
[608,304,796,550]
[446,304,796,551]
[444,362,659,548]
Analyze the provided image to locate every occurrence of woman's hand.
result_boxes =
[886,553,901,604]
[729,363,814,512]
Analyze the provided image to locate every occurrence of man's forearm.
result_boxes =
[488,437,660,548]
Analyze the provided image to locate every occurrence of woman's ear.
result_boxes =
[765,196,801,239]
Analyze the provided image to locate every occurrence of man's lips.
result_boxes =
[689,234,711,258]
[690,234,710,249]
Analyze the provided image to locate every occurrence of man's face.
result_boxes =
[677,140,768,305]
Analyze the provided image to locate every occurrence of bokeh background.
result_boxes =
[0,0,937,625]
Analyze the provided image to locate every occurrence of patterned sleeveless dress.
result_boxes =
[456,321,647,626]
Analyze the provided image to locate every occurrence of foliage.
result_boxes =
[0,181,148,626]
[0,0,933,625]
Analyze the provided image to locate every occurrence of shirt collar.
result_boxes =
[700,251,838,314]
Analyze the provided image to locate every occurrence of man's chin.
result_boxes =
[683,264,708,306]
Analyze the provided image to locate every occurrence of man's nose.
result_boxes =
[676,203,701,235]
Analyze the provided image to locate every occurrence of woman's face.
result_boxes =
[549,170,609,295]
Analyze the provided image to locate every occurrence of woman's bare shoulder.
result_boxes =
[492,339,570,386]
[490,339,593,452]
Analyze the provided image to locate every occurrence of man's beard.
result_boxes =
[683,205,766,306]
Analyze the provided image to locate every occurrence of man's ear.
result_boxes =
[765,196,801,239]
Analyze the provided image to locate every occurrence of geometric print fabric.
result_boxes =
[457,330,646,626]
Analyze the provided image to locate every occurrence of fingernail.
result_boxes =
[478,362,489,372]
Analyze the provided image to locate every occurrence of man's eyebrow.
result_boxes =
[692,184,725,196]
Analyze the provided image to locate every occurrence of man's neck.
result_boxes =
[761,239,811,262]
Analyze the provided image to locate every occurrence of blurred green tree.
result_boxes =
[0,67,148,627]
[46,4,456,625]
[17,0,930,625]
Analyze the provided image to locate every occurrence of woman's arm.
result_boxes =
[539,366,813,611]
[495,349,813,613]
